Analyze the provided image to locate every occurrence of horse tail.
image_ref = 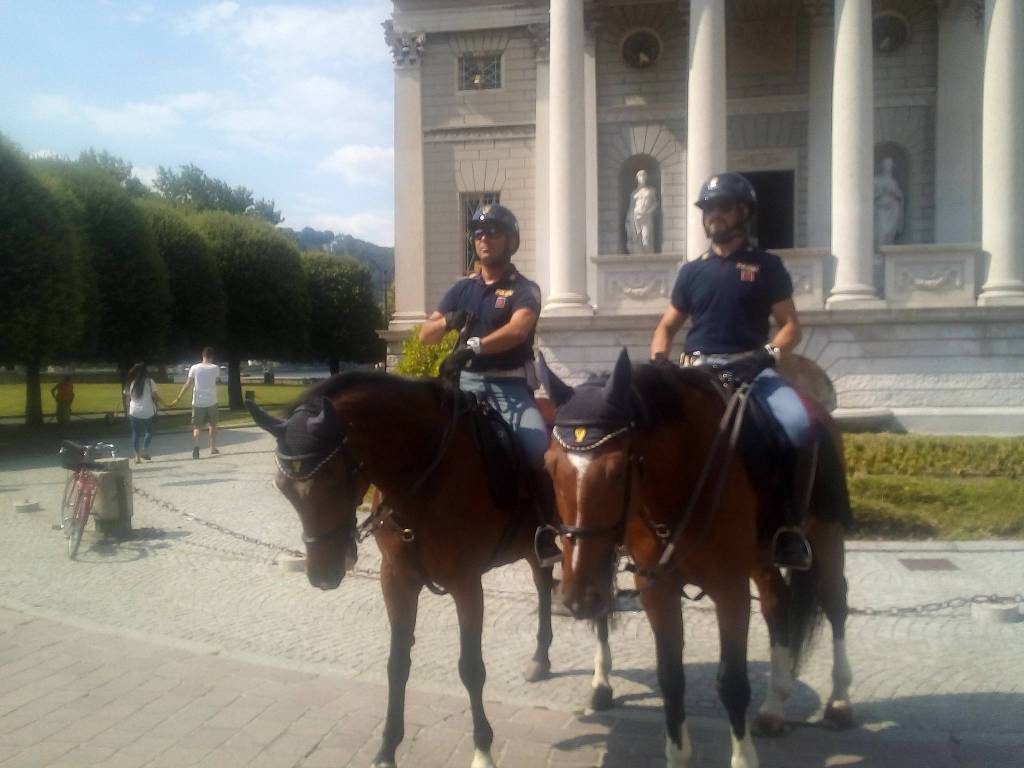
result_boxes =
[786,564,824,673]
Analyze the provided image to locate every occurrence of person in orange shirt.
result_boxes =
[50,376,75,425]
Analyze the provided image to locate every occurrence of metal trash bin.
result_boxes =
[263,371,275,385]
[92,457,133,536]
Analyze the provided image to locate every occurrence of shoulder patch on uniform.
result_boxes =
[495,288,514,297]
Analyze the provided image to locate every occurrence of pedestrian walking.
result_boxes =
[124,363,165,464]
[50,376,74,425]
[171,347,221,459]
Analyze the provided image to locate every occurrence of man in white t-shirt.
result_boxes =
[171,346,221,459]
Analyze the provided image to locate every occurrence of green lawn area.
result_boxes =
[0,381,308,419]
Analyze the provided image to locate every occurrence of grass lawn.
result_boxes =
[0,381,308,420]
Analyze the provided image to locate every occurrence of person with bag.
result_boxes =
[124,362,165,464]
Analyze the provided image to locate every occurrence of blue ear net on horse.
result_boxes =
[536,351,575,407]
[601,348,633,415]
[246,399,287,439]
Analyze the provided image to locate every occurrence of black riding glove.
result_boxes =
[439,344,476,379]
[718,346,776,385]
[443,309,470,332]
[650,351,675,369]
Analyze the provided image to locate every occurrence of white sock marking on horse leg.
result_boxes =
[469,747,495,768]
[829,638,853,705]
[665,721,692,768]
[591,637,612,691]
[757,645,794,720]
[566,454,592,573]
[730,729,759,768]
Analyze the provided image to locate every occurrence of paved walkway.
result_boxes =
[1,428,1022,767]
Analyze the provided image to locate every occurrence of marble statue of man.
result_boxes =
[873,157,904,247]
[626,170,659,254]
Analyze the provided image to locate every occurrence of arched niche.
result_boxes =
[619,154,662,254]
[874,141,910,245]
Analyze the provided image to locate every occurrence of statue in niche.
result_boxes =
[625,170,659,254]
[873,156,904,247]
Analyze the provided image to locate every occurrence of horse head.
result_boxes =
[539,348,636,620]
[247,396,368,590]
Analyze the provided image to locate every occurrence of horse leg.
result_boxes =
[589,613,614,711]
[523,562,553,682]
[451,579,496,768]
[751,567,793,737]
[372,565,422,768]
[817,525,854,730]
[713,584,759,768]
[640,582,691,767]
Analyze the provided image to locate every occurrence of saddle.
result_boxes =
[465,395,522,510]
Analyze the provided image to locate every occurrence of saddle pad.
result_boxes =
[471,403,520,510]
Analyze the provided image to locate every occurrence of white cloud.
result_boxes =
[28,149,62,160]
[30,91,216,137]
[177,2,240,34]
[309,209,394,247]
[132,164,159,188]
[318,145,393,185]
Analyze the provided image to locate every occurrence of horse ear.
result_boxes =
[536,351,574,407]
[603,347,632,413]
[246,399,287,439]
[306,397,338,438]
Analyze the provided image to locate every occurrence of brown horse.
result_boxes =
[539,350,854,768]
[247,371,611,768]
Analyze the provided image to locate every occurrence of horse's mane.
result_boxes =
[288,370,445,415]
[630,364,723,430]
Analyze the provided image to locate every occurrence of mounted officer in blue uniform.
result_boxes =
[650,172,814,570]
[419,203,562,568]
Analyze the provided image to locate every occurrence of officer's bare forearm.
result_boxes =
[770,319,802,355]
[419,315,448,345]
[650,307,686,359]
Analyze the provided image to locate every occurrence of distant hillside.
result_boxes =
[280,227,394,299]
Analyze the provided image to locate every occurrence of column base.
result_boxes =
[826,285,885,310]
[388,312,428,331]
[543,293,594,317]
[978,280,1024,306]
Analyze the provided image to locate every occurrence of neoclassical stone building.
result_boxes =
[383,0,1024,433]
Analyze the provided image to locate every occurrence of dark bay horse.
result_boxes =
[247,371,609,768]
[540,350,854,768]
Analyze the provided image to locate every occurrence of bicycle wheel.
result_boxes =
[60,472,79,533]
[67,490,89,560]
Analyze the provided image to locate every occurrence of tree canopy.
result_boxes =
[155,164,284,225]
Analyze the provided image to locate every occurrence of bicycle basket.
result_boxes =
[59,442,115,470]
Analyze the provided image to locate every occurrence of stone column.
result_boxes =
[545,0,593,315]
[385,22,428,327]
[935,1,983,244]
[804,2,833,249]
[529,23,551,301]
[584,23,599,309]
[686,0,727,261]
[978,0,1024,305]
[827,0,883,308]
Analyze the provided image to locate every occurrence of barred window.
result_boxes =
[461,192,501,272]
[459,53,501,91]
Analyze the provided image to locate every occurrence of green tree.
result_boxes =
[191,211,309,407]
[0,137,90,425]
[156,164,283,224]
[37,158,171,384]
[301,252,383,374]
[138,199,226,360]
[78,148,149,197]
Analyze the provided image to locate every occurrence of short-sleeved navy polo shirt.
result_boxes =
[437,266,541,373]
[670,242,793,355]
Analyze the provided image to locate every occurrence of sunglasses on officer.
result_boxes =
[473,225,506,240]
[702,199,738,214]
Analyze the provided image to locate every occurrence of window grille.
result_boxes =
[459,53,501,91]
[461,192,501,272]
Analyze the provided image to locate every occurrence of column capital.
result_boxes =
[936,1,984,24]
[527,22,549,61]
[383,19,425,67]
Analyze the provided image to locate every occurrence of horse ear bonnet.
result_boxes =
[281,399,336,457]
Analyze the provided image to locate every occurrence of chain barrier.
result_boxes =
[845,593,1024,617]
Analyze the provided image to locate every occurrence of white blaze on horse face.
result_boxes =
[665,721,692,768]
[591,637,612,691]
[565,453,593,572]
[758,644,794,721]
[730,729,759,768]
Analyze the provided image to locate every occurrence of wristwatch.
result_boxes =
[466,337,482,354]
[764,344,782,362]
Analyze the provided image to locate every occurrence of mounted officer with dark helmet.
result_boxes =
[419,203,562,568]
[651,171,815,570]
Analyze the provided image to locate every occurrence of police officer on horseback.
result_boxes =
[419,203,562,568]
[650,172,814,570]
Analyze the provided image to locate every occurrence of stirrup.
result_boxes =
[534,526,562,569]
[771,526,813,571]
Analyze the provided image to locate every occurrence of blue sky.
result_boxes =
[0,0,396,245]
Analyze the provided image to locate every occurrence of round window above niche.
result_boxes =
[621,28,661,69]
[873,12,909,54]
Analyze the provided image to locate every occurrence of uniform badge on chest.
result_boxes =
[736,262,760,282]
[494,288,513,309]
[495,296,507,308]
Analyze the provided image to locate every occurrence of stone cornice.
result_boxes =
[423,121,536,143]
[392,3,547,35]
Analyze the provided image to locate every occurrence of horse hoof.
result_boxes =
[523,659,551,683]
[470,748,496,768]
[752,711,787,737]
[824,700,854,730]
[590,684,614,711]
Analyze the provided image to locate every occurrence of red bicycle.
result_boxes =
[59,441,116,559]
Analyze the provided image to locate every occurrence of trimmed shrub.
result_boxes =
[394,326,456,378]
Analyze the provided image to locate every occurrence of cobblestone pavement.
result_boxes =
[1,428,1022,767]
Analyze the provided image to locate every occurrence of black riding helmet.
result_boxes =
[694,172,758,215]
[468,203,520,258]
